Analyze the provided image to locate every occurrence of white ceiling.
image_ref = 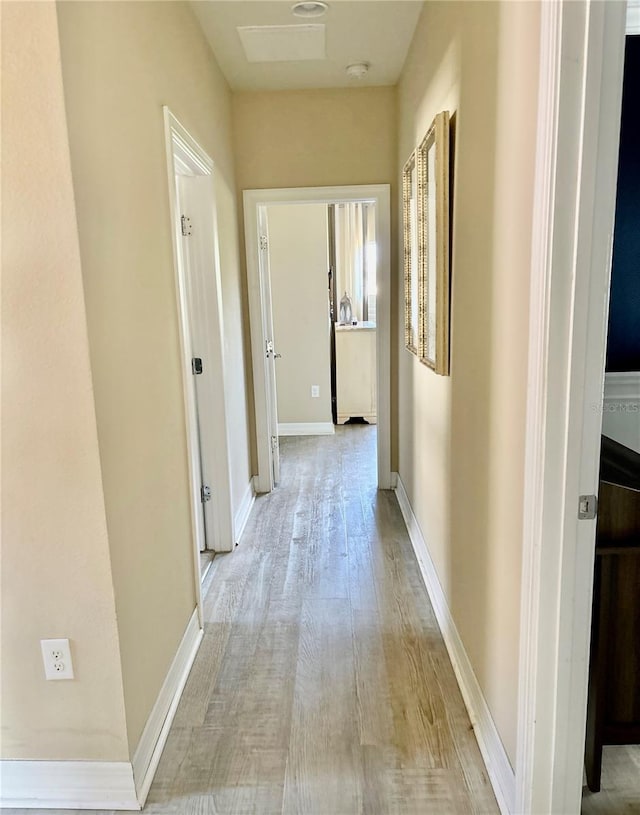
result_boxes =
[190,1,424,92]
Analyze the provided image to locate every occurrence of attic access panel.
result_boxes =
[237,24,326,63]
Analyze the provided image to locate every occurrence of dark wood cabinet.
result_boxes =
[584,435,640,792]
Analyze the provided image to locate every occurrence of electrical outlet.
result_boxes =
[41,638,74,681]
[311,385,320,398]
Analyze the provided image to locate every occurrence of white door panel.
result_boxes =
[177,174,234,551]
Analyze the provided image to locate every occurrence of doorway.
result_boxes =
[163,109,235,607]
[243,185,391,494]
[515,4,631,814]
[331,203,378,428]
[264,202,336,448]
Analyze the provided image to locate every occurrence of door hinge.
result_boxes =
[181,215,193,236]
[265,340,282,360]
[201,484,212,503]
[192,357,203,375]
[578,494,598,520]
[260,235,268,251]
[271,435,278,452]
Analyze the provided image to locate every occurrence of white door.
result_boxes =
[258,206,280,485]
[177,175,216,548]
[177,174,234,550]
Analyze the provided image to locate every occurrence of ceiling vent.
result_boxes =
[237,24,326,63]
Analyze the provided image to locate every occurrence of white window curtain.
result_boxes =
[364,204,376,325]
[335,203,366,323]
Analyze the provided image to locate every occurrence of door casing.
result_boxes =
[163,108,235,621]
[516,3,628,812]
[244,185,392,494]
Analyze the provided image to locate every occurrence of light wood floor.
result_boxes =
[582,746,640,814]
[7,426,498,815]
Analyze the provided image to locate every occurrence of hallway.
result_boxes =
[2,1,546,808]
[145,426,497,814]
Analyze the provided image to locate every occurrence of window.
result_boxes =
[333,202,377,325]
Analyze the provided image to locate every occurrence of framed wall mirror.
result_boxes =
[418,110,451,375]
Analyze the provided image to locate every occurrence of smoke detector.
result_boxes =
[292,2,328,18]
[346,62,370,80]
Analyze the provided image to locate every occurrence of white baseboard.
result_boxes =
[234,479,256,544]
[132,608,203,806]
[277,422,335,436]
[602,372,640,454]
[628,0,640,34]
[604,370,640,401]
[0,760,139,809]
[394,475,516,815]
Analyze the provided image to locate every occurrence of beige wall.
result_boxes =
[232,87,398,464]
[56,1,252,753]
[233,87,397,192]
[1,2,128,761]
[396,1,540,765]
[267,204,332,426]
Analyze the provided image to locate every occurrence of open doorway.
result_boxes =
[331,203,378,427]
[265,201,378,434]
[243,185,391,495]
[265,202,337,442]
[258,199,379,490]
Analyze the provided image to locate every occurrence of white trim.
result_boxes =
[515,2,562,810]
[603,370,640,401]
[132,608,203,807]
[602,372,640,453]
[234,479,256,544]
[627,0,640,34]
[516,2,627,813]
[163,108,205,621]
[394,475,515,815]
[243,184,392,493]
[277,421,335,436]
[0,761,138,810]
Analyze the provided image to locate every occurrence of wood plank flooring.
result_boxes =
[5,426,498,815]
[582,746,640,814]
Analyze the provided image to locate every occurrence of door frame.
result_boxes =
[163,108,235,622]
[243,184,392,493]
[515,2,628,812]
